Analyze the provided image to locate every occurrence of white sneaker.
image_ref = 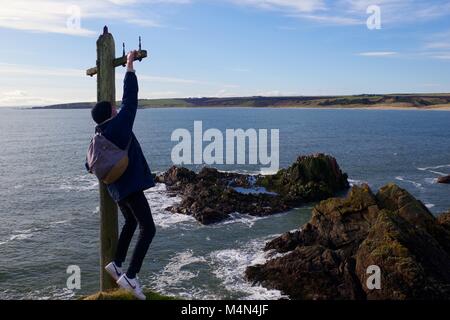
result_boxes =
[117,274,146,300]
[105,262,123,282]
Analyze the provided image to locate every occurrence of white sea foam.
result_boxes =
[148,249,210,299]
[0,220,72,247]
[209,236,289,300]
[417,165,449,178]
[144,183,195,229]
[147,235,288,300]
[58,174,98,192]
[424,177,438,184]
[395,176,423,189]
[418,164,450,171]
[348,179,368,186]
[2,287,76,300]
[0,228,38,246]
[233,186,278,196]
[218,169,261,175]
[428,170,447,176]
[219,212,268,228]
[49,220,70,226]
[425,203,435,209]
[155,250,206,286]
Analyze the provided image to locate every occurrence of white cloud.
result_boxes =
[292,13,361,25]
[2,0,449,36]
[0,62,83,77]
[357,51,398,57]
[0,62,239,106]
[424,30,450,51]
[233,0,326,13]
[0,62,211,85]
[432,54,450,60]
[131,74,200,84]
[230,0,450,26]
[139,90,179,98]
[0,0,188,36]
[0,89,60,107]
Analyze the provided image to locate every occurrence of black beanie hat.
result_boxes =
[91,101,112,124]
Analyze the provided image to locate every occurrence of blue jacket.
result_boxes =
[88,71,155,202]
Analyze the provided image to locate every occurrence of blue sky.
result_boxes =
[0,0,449,106]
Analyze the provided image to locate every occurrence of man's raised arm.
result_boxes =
[117,50,139,130]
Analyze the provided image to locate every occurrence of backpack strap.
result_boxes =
[95,125,132,150]
[126,137,133,150]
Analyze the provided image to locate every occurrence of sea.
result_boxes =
[0,107,449,299]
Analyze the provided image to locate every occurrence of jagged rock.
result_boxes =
[157,154,349,224]
[438,211,450,230]
[246,184,450,300]
[246,245,363,300]
[355,209,450,299]
[437,175,450,184]
[158,166,196,188]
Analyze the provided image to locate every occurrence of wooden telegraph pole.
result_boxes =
[86,26,148,291]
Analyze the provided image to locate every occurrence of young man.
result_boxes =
[88,50,156,300]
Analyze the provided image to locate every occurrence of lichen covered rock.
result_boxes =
[258,154,349,203]
[246,184,450,300]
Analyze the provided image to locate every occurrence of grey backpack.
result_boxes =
[86,129,131,185]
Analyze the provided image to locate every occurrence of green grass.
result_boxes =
[139,99,194,108]
[82,289,177,300]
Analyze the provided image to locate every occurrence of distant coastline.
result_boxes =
[32,94,450,110]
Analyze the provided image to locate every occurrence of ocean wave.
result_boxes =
[395,176,423,189]
[418,164,450,171]
[58,174,98,192]
[425,203,435,209]
[0,287,75,300]
[148,250,212,299]
[428,170,448,176]
[147,235,287,300]
[155,250,206,287]
[424,177,438,184]
[218,213,269,228]
[0,228,38,246]
[348,179,368,187]
[144,184,195,229]
[417,164,449,177]
[0,220,71,247]
[209,236,289,300]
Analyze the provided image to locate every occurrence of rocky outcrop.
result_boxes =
[246,184,450,300]
[157,154,349,224]
[437,175,450,184]
[257,154,349,204]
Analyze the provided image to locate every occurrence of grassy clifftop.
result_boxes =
[82,289,175,300]
[35,94,450,110]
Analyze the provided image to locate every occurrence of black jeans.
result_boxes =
[115,190,156,279]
